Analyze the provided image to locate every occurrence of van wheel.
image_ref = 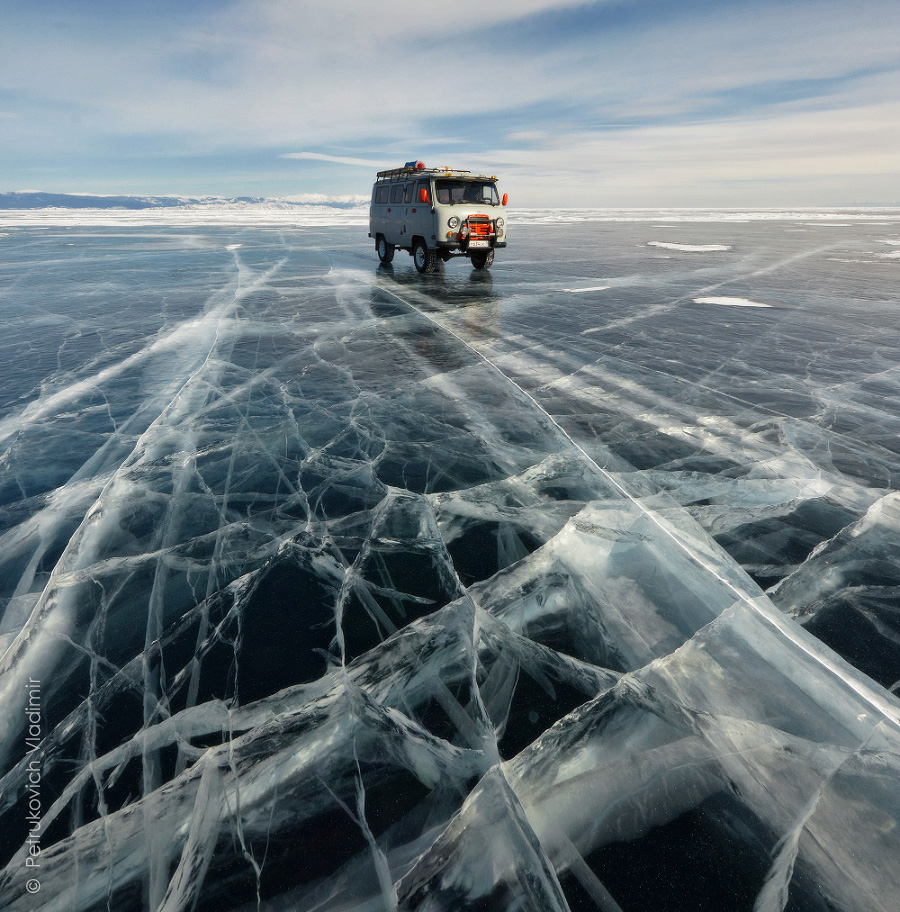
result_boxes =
[376,236,394,264]
[414,240,437,274]
[471,249,494,270]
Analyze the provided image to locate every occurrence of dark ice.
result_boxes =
[1,213,900,910]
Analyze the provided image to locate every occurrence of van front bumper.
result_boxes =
[437,240,507,251]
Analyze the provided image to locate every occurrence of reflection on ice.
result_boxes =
[1,216,900,910]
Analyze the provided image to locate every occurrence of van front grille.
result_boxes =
[468,215,492,238]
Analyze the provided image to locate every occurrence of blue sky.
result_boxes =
[2,0,899,206]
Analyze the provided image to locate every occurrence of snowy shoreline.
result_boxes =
[0,204,371,228]
[2,205,900,228]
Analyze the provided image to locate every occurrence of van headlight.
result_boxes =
[448,216,460,229]
[496,217,504,227]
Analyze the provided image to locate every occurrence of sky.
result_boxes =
[1,0,899,207]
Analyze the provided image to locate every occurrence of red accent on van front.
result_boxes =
[468,215,492,238]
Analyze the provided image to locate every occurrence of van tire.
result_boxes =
[471,249,494,270]
[413,240,437,274]
[376,236,395,264]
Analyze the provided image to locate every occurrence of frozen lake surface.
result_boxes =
[2,210,900,910]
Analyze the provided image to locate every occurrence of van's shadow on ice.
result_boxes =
[373,263,501,341]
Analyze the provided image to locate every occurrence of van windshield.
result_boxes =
[435,180,499,206]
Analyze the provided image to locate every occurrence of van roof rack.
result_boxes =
[375,165,489,181]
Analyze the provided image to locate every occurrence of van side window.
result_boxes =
[404,184,414,204]
[375,185,389,204]
[390,184,404,204]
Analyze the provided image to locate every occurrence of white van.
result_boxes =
[369,161,508,273]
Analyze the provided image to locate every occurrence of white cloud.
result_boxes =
[281,152,392,168]
[479,96,900,206]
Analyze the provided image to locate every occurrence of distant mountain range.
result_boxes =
[0,192,367,210]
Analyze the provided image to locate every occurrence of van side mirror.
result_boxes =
[502,193,508,206]
[419,188,431,205]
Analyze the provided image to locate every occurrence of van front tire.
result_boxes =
[471,249,494,270]
[413,240,438,274]
[376,236,395,264]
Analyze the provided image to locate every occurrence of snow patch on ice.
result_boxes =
[563,285,610,293]
[694,296,772,308]
[649,242,732,252]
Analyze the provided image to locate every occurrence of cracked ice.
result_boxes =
[2,212,900,910]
